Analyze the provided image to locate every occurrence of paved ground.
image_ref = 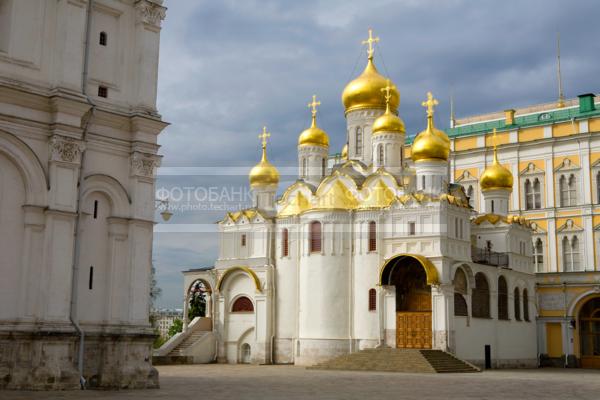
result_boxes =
[4,364,600,400]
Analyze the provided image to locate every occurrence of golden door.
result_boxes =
[396,291,432,349]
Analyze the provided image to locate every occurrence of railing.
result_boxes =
[471,247,509,267]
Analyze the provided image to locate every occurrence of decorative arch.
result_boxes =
[450,263,475,288]
[568,290,600,316]
[379,254,440,286]
[217,266,262,293]
[231,295,254,312]
[0,130,48,205]
[82,174,131,217]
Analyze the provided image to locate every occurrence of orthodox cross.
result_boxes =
[307,95,321,117]
[381,79,395,105]
[258,126,270,150]
[362,28,379,60]
[422,91,439,117]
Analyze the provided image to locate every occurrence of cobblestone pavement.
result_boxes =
[4,364,600,400]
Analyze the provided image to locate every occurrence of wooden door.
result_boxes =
[396,312,432,349]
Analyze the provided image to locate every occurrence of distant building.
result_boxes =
[153,309,183,338]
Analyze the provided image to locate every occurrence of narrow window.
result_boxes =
[454,217,459,238]
[355,127,362,156]
[368,288,376,311]
[453,268,468,317]
[523,288,530,322]
[421,175,426,190]
[525,179,533,210]
[88,266,94,290]
[559,175,568,207]
[533,238,544,272]
[93,200,98,219]
[408,221,416,236]
[378,144,384,165]
[321,158,326,177]
[562,236,572,271]
[498,276,508,320]
[368,221,377,252]
[571,236,580,271]
[491,200,495,213]
[302,158,307,178]
[310,221,322,253]
[514,288,521,321]
[467,185,474,208]
[596,171,600,203]
[472,273,490,318]
[459,219,464,239]
[98,86,108,98]
[282,228,289,257]
[568,174,577,206]
[99,31,107,46]
[533,178,542,208]
[241,234,246,247]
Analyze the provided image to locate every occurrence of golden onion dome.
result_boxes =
[480,141,513,192]
[298,116,329,147]
[341,143,348,159]
[411,92,450,162]
[249,129,280,188]
[372,104,405,135]
[342,58,399,114]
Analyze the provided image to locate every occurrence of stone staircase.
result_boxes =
[168,331,210,356]
[309,348,479,373]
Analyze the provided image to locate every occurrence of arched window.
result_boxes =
[368,221,377,252]
[491,200,495,213]
[302,158,307,178]
[467,185,474,208]
[523,288,530,321]
[231,296,254,312]
[525,179,533,210]
[514,288,521,321]
[99,31,107,46]
[310,221,322,253]
[368,288,376,311]
[563,236,580,272]
[355,127,363,156]
[282,228,289,257]
[472,273,490,318]
[377,144,384,165]
[533,178,542,208]
[453,268,468,317]
[321,158,326,177]
[498,276,508,320]
[568,174,577,205]
[533,238,544,272]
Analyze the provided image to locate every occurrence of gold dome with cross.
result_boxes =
[411,92,450,162]
[372,80,405,135]
[480,128,513,192]
[298,95,330,147]
[342,29,399,114]
[249,127,280,188]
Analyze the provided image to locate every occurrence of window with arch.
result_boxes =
[491,200,495,213]
[472,272,490,318]
[241,234,246,247]
[523,288,530,322]
[282,228,289,257]
[498,276,508,320]
[368,288,376,311]
[562,235,580,272]
[377,144,384,165]
[453,268,468,317]
[514,288,521,321]
[310,221,322,253]
[524,178,542,210]
[355,127,363,156]
[302,158,307,178]
[231,296,254,312]
[533,238,544,272]
[559,174,577,206]
[467,185,474,208]
[322,158,326,177]
[368,221,377,252]
[99,31,107,46]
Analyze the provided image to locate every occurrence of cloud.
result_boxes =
[153,0,599,308]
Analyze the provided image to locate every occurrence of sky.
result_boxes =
[152,0,600,309]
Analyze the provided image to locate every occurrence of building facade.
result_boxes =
[174,36,540,369]
[0,0,167,389]
[153,309,183,338]
[446,95,600,368]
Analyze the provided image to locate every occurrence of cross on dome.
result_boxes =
[362,28,380,60]
[381,79,396,105]
[258,126,270,150]
[307,95,321,117]
[422,91,439,118]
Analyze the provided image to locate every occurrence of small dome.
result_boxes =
[342,58,399,114]
[480,152,513,192]
[372,107,405,135]
[411,92,450,162]
[249,148,279,188]
[298,125,329,147]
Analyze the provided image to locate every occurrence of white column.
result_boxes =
[545,158,555,208]
[548,218,558,273]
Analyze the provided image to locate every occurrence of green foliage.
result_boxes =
[153,334,166,349]
[168,318,183,338]
[188,292,206,320]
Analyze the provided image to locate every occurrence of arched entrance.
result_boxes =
[240,343,251,364]
[380,254,438,349]
[579,296,600,368]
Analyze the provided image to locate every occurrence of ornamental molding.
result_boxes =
[135,0,166,29]
[456,170,478,182]
[519,162,545,176]
[557,218,584,233]
[131,152,160,177]
[49,135,84,164]
[554,157,580,172]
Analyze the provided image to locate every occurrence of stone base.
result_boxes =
[294,339,350,366]
[467,358,538,369]
[0,329,159,390]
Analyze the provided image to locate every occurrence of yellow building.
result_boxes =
[445,94,600,367]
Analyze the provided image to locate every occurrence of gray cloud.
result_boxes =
[153,0,599,308]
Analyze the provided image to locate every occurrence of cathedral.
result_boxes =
[163,31,545,369]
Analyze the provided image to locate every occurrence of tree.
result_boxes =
[168,318,183,338]
[188,280,207,320]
